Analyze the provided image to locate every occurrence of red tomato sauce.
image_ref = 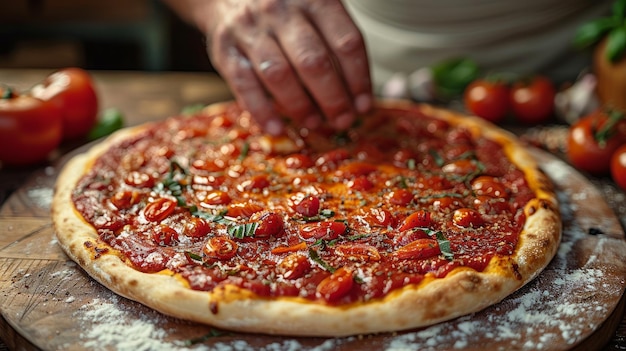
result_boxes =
[72,105,534,305]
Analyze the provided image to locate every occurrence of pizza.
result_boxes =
[51,100,561,337]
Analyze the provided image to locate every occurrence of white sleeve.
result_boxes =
[343,0,612,89]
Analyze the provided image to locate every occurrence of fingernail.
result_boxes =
[334,112,355,130]
[354,94,373,114]
[264,119,285,136]
[304,114,322,130]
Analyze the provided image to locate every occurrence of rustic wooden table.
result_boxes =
[1,69,625,351]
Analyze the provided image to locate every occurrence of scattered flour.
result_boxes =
[26,187,54,208]
[77,297,178,351]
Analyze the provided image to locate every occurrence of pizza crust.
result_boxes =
[52,100,561,337]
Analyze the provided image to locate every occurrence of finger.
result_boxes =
[305,0,373,114]
[210,29,285,135]
[243,32,323,129]
[273,13,356,130]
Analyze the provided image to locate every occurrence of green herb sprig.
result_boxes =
[418,227,454,260]
[574,0,626,62]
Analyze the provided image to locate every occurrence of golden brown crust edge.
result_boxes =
[52,100,561,337]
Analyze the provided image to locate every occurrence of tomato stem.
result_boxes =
[594,109,625,146]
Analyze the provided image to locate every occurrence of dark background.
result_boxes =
[0,0,215,72]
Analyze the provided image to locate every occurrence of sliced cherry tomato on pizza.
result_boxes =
[300,221,347,240]
[0,86,63,166]
[316,267,354,303]
[293,195,321,217]
[152,225,179,246]
[143,198,177,222]
[471,176,509,199]
[31,67,99,140]
[253,212,284,237]
[238,174,270,192]
[452,208,485,227]
[334,243,381,262]
[393,238,441,260]
[509,75,556,125]
[365,208,396,227]
[285,154,314,169]
[398,210,433,231]
[611,144,626,191]
[278,253,311,279]
[110,190,141,210]
[387,189,414,206]
[566,110,626,175]
[463,78,510,124]
[227,202,263,218]
[125,171,156,188]
[204,236,239,260]
[184,217,212,238]
[347,176,374,191]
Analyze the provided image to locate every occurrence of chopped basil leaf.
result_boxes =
[321,209,335,217]
[453,150,477,161]
[429,149,445,167]
[407,158,416,170]
[346,233,369,241]
[192,208,230,225]
[396,176,408,189]
[227,222,258,239]
[308,248,336,272]
[419,227,454,260]
[434,231,454,260]
[238,141,250,162]
[293,208,336,223]
[186,251,203,262]
[312,238,339,249]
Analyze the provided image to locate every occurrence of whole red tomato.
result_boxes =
[463,79,510,124]
[567,110,626,175]
[611,144,626,191]
[31,67,98,140]
[0,87,63,166]
[510,75,556,124]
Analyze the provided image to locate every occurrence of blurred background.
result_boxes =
[0,0,214,72]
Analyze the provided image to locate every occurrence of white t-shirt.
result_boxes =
[343,0,612,89]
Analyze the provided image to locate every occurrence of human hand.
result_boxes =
[166,0,373,135]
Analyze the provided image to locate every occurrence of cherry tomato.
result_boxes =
[253,212,284,237]
[300,221,347,240]
[393,238,441,260]
[452,208,485,227]
[567,110,626,175]
[0,87,63,166]
[610,144,626,191]
[398,210,432,231]
[334,243,381,262]
[292,195,321,217]
[152,225,179,246]
[463,79,510,123]
[509,75,556,124]
[143,198,177,222]
[278,253,311,279]
[365,208,396,227]
[203,236,239,260]
[31,67,99,140]
[316,267,354,302]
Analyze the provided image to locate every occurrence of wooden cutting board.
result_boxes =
[1,147,625,351]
